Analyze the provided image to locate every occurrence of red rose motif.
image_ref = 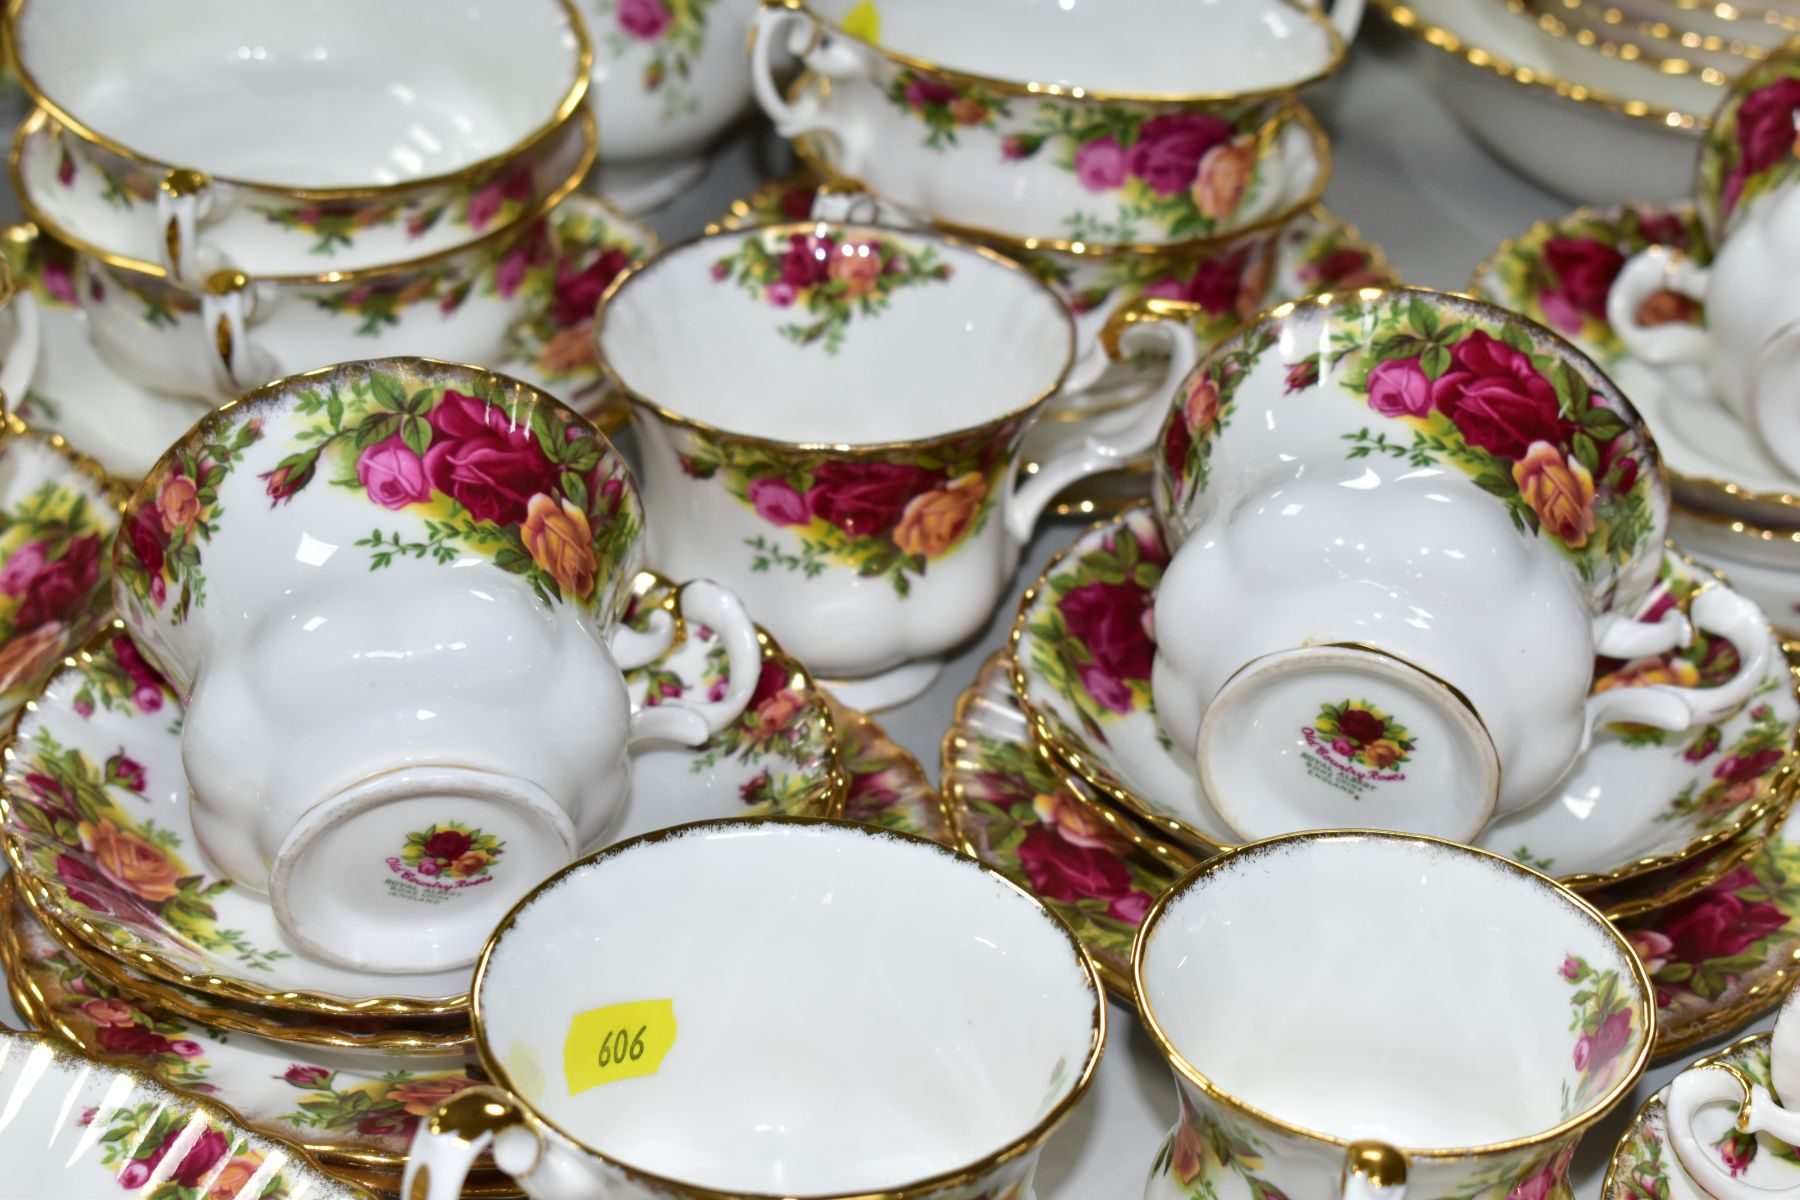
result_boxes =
[1142,247,1250,314]
[1015,823,1146,922]
[422,829,473,861]
[550,248,633,328]
[1058,580,1154,714]
[1651,865,1789,964]
[804,461,943,539]
[1336,708,1386,745]
[282,1064,332,1087]
[778,234,834,290]
[749,657,790,708]
[114,635,169,702]
[422,389,560,525]
[902,77,959,111]
[1715,748,1785,784]
[1539,237,1626,334]
[95,1022,175,1058]
[617,0,671,40]
[127,510,166,580]
[1162,414,1192,477]
[1583,1008,1634,1071]
[1732,77,1800,190]
[1126,113,1236,197]
[9,534,99,631]
[1303,247,1382,288]
[357,1111,417,1138]
[1430,330,1575,461]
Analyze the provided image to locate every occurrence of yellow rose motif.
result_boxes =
[521,493,598,601]
[949,97,988,126]
[1192,137,1257,221]
[388,1074,483,1117]
[1511,441,1597,548]
[78,818,183,903]
[209,1158,262,1200]
[893,472,987,560]
[157,475,200,533]
[538,324,598,375]
[1031,790,1111,849]
[1184,376,1220,435]
[828,245,884,298]
[1594,657,1702,693]
[1362,739,1405,769]
[450,850,491,878]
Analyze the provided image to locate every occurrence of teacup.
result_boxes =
[72,115,593,408]
[1134,830,1653,1200]
[403,816,1106,1200]
[751,0,1351,249]
[1151,288,1771,840]
[112,358,762,975]
[4,0,592,281]
[586,0,758,214]
[0,255,39,411]
[597,220,1211,707]
[1667,984,1800,1200]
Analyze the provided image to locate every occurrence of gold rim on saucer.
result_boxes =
[1505,0,1740,84]
[1523,0,1776,66]
[1373,0,1710,129]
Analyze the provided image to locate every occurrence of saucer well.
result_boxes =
[1012,505,1798,889]
[0,573,846,1019]
[0,194,657,483]
[946,647,1800,1057]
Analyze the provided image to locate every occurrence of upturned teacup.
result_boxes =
[751,0,1350,249]
[586,0,758,213]
[403,817,1106,1200]
[1151,288,1771,841]
[597,220,1209,707]
[4,0,592,281]
[1666,984,1800,1200]
[69,111,592,409]
[113,358,762,975]
[1135,830,1653,1200]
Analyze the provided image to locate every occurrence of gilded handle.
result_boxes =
[156,168,213,285]
[1340,1141,1408,1200]
[403,1086,541,1200]
[200,269,257,396]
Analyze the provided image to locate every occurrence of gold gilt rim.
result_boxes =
[0,412,132,509]
[937,651,1199,999]
[760,0,1347,106]
[1013,502,1800,892]
[2,0,592,200]
[0,579,847,1020]
[1655,0,1800,32]
[1648,946,1800,1064]
[0,998,386,1198]
[1132,829,1659,1159]
[1596,1040,1736,1199]
[1593,825,1767,922]
[12,105,599,287]
[596,219,1079,456]
[788,77,1336,259]
[471,814,1109,1200]
[1464,202,1800,519]
[1505,0,1739,85]
[1372,0,1710,129]
[0,877,474,1173]
[329,1160,525,1199]
[1671,504,1800,544]
[1522,0,1777,65]
[704,168,825,235]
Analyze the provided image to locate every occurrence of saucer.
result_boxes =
[1011,505,1798,889]
[0,1024,375,1199]
[830,696,959,848]
[0,193,657,482]
[1605,1034,1788,1200]
[0,573,846,1019]
[1470,201,1800,525]
[947,649,1800,1057]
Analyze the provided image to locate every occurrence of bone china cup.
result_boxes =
[1666,984,1800,1200]
[3,0,592,281]
[403,817,1107,1200]
[752,0,1350,249]
[598,221,1202,701]
[1150,288,1772,842]
[1134,831,1654,1200]
[112,358,761,976]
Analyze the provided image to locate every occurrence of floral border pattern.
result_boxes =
[1699,53,1800,238]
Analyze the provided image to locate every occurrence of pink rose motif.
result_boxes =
[550,247,633,328]
[106,754,147,792]
[617,0,671,40]
[1715,748,1785,784]
[1560,956,1582,980]
[766,280,797,308]
[170,1039,203,1059]
[1538,237,1625,334]
[1142,247,1249,314]
[495,245,532,298]
[422,389,560,525]
[748,477,810,526]
[1073,137,1128,193]
[1721,1131,1758,1177]
[1126,113,1235,197]
[43,260,75,306]
[13,535,100,631]
[1628,929,1673,975]
[1366,356,1433,418]
[805,461,943,539]
[356,436,432,511]
[1332,738,1354,757]
[0,540,48,595]
[282,1064,332,1087]
[1430,330,1574,461]
[902,77,958,111]
[114,636,167,713]
[417,859,442,876]
[1581,1008,1634,1074]
[1725,76,1800,213]
[1058,579,1154,714]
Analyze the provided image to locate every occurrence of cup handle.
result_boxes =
[200,268,260,396]
[156,168,213,285]
[0,289,41,416]
[1585,586,1772,739]
[1006,296,1201,540]
[404,1086,546,1200]
[1668,1063,1800,1200]
[1747,318,1800,478]
[751,6,869,173]
[619,580,764,748]
[1604,245,1713,366]
[1340,1142,1408,1200]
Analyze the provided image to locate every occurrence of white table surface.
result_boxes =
[0,21,1758,1199]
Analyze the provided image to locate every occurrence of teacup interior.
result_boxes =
[479,822,1099,1195]
[15,0,582,185]
[1139,835,1646,1150]
[808,0,1337,94]
[600,225,1071,445]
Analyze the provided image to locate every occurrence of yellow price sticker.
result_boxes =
[842,0,879,41]
[563,999,677,1097]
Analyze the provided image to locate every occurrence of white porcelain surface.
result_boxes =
[1676,511,1800,639]
[405,819,1105,1200]
[1137,831,1651,1200]
[1666,988,1800,1200]
[603,221,1197,683]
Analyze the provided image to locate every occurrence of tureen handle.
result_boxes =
[619,580,764,747]
[1340,1142,1408,1200]
[1583,585,1772,745]
[1005,296,1201,541]
[405,1087,549,1200]
[750,6,869,175]
[1604,245,1713,366]
[1667,1064,1800,1200]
